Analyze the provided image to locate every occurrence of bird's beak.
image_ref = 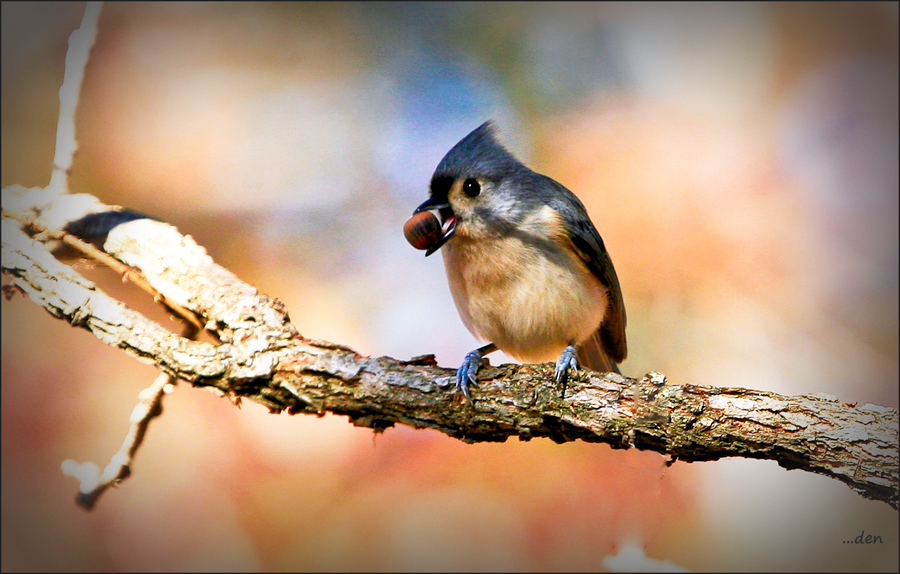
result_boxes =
[413,197,456,256]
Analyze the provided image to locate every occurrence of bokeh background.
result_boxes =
[2,1,897,571]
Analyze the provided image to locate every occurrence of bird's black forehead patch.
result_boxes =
[430,175,454,202]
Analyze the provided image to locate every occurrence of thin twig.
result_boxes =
[48,1,103,197]
[61,323,197,510]
[3,207,208,333]
[63,222,206,332]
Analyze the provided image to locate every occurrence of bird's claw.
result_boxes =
[554,344,579,397]
[456,349,483,402]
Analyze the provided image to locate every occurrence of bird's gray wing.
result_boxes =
[545,178,627,370]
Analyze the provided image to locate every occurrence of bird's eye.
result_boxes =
[462,179,481,197]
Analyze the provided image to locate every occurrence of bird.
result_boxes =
[404,121,626,402]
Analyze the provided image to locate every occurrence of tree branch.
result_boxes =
[2,195,897,510]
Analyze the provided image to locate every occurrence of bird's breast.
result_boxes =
[441,232,608,363]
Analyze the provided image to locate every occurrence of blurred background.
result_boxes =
[2,1,897,571]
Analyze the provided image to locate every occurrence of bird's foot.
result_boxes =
[554,344,579,398]
[456,349,484,403]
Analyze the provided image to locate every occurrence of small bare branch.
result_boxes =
[48,1,103,197]
[60,315,197,510]
[16,208,207,332]
[62,371,178,510]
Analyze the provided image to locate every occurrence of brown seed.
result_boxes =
[403,210,443,250]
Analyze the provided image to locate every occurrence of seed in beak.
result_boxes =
[403,210,443,251]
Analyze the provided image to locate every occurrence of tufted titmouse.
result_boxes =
[406,121,627,401]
